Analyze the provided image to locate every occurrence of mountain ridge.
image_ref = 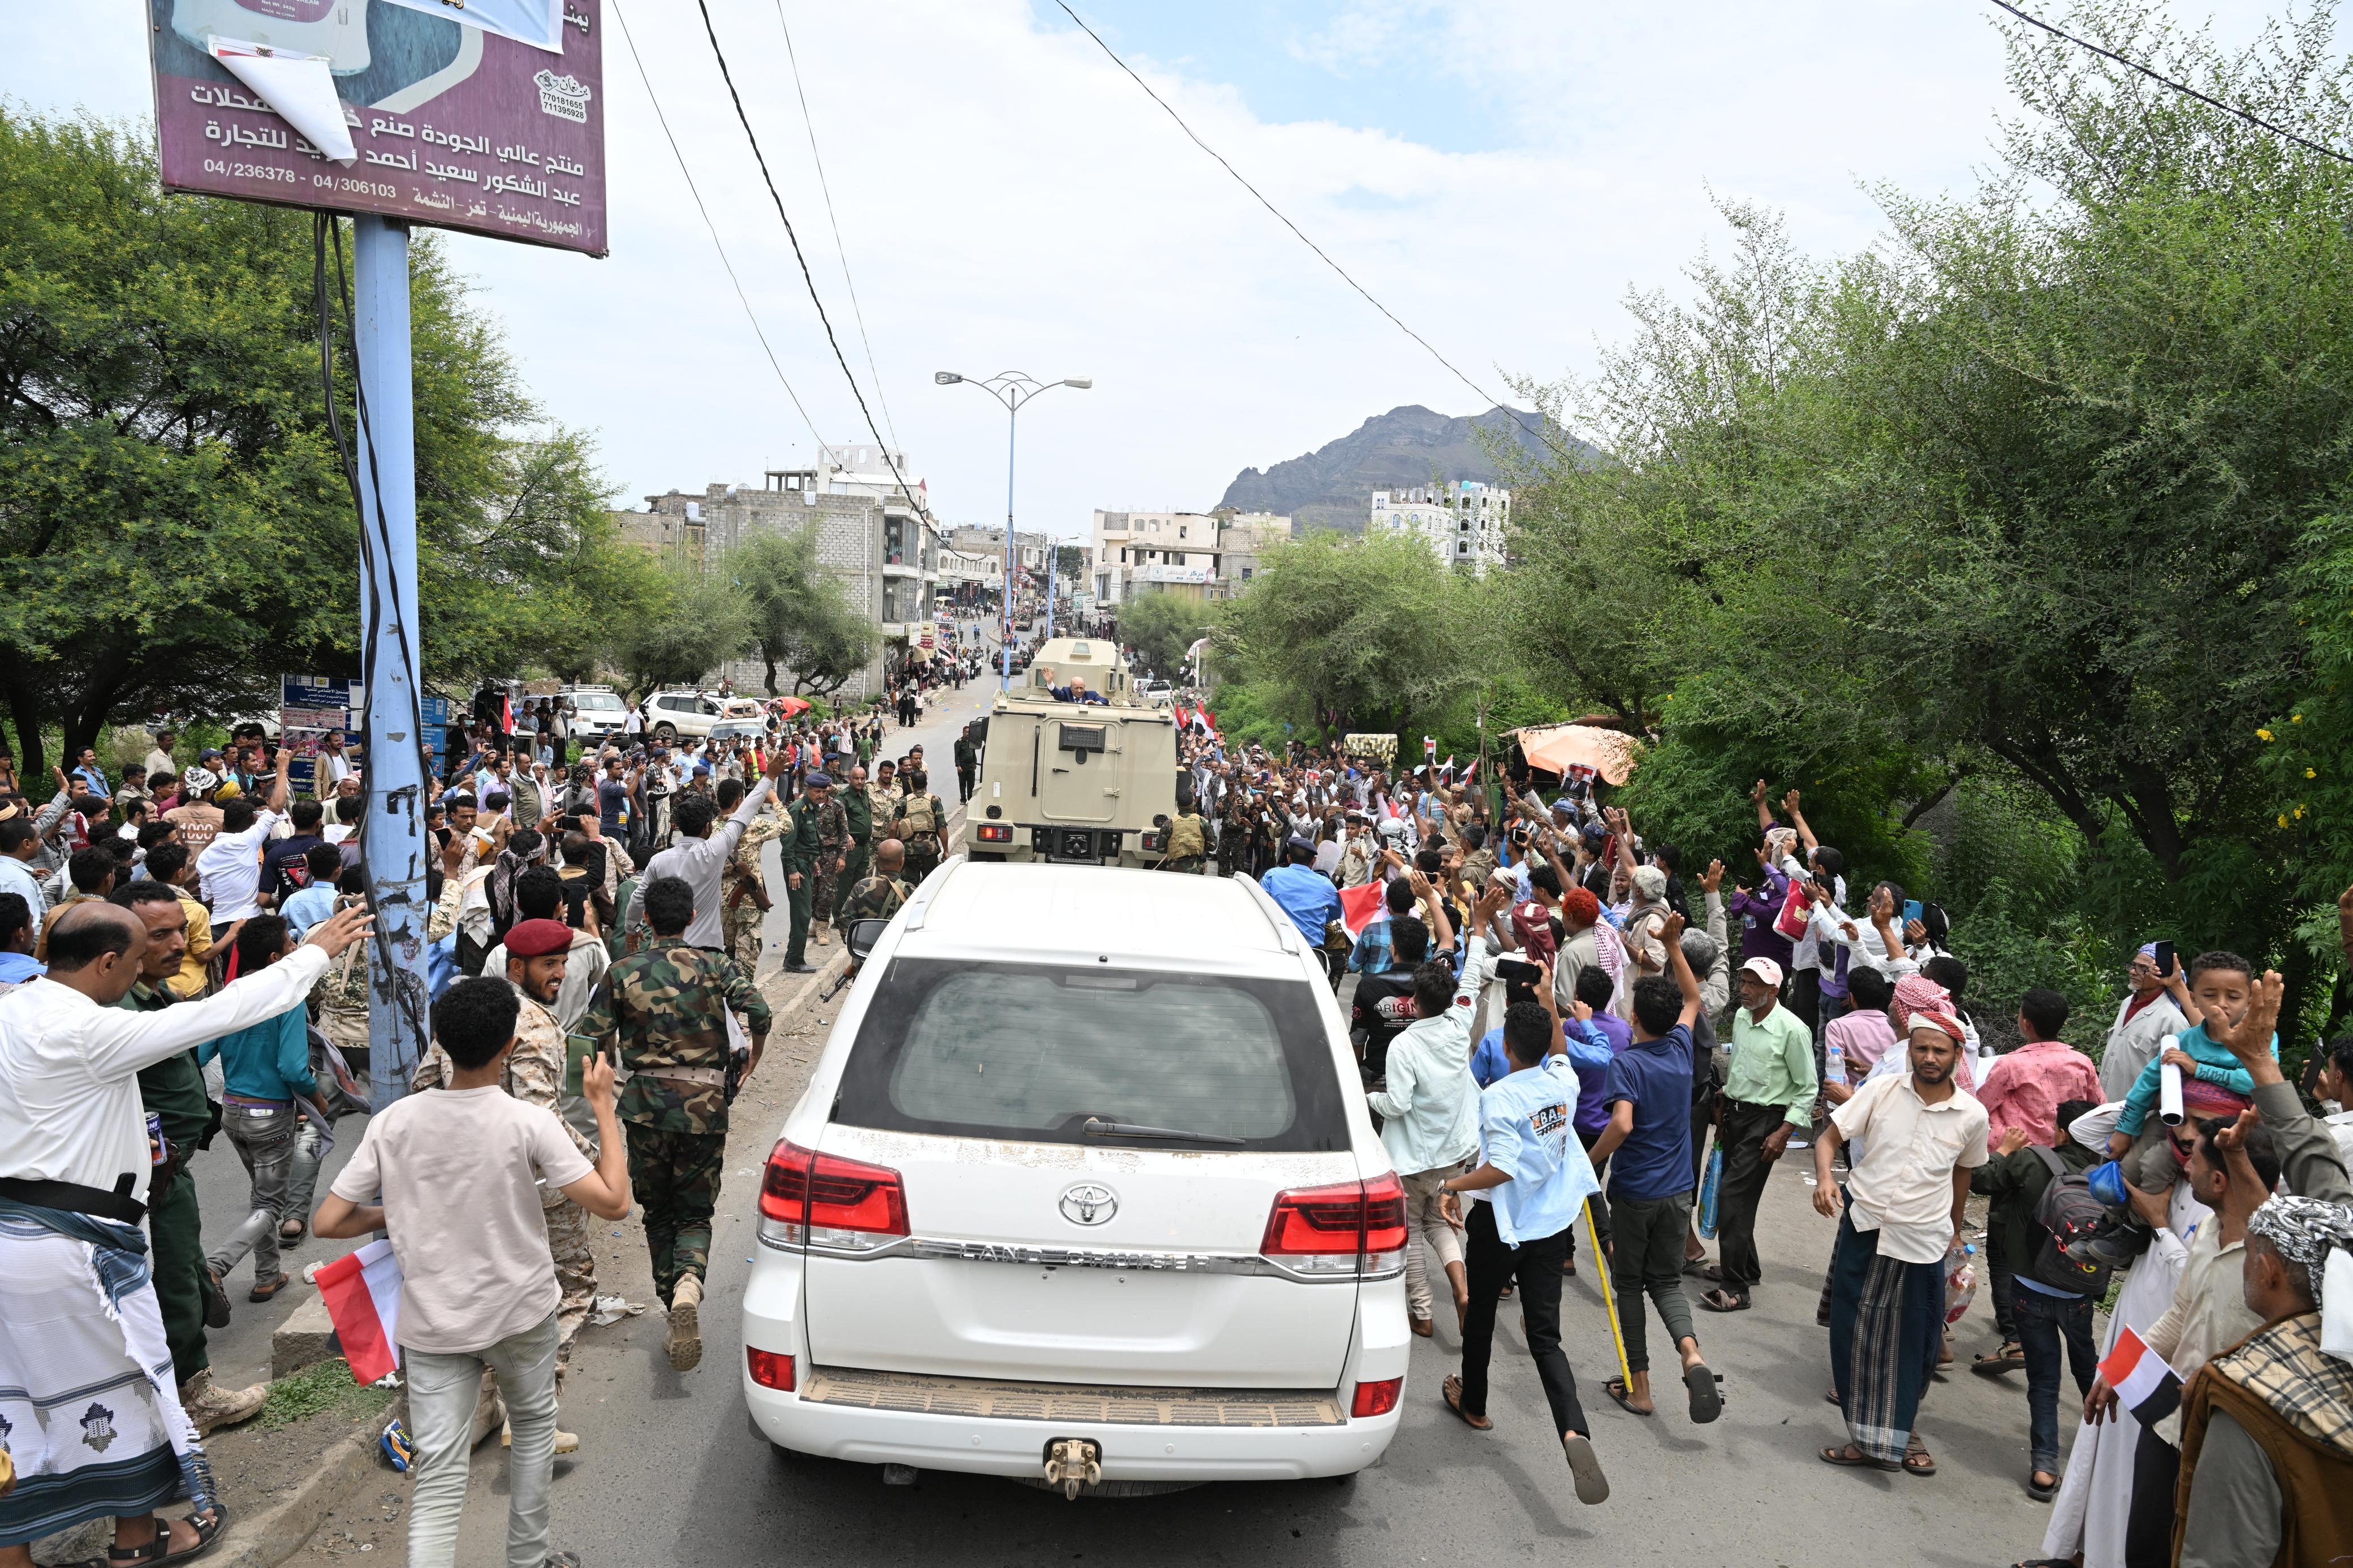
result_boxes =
[1217,404,1565,534]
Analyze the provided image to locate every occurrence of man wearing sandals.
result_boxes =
[0,899,372,1568]
[1811,1010,1988,1478]
[1587,912,1723,1424]
[1433,997,1611,1504]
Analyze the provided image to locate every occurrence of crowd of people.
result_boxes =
[0,679,964,1568]
[5,671,2350,1566]
[1161,718,2351,1558]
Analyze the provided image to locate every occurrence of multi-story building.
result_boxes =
[1368,480,1510,571]
[1208,511,1291,598]
[1090,510,1222,605]
[622,446,947,697]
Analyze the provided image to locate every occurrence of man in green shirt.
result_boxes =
[834,764,874,922]
[110,882,268,1434]
[778,777,826,974]
[1699,956,1817,1312]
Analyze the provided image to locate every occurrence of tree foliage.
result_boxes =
[728,526,877,697]
[0,109,634,773]
[608,552,753,702]
[1117,589,1213,682]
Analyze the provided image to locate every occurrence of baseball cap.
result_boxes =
[1739,956,1784,989]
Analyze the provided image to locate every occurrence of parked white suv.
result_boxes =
[640,689,726,740]
[740,862,1410,1489]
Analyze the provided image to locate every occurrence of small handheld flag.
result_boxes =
[314,1238,404,1385]
[2097,1325,2183,1426]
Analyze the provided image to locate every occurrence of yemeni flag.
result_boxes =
[1338,880,1388,941]
[2097,1325,2183,1426]
[315,1238,404,1385]
[500,691,515,734]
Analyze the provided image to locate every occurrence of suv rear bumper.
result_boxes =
[742,1249,1406,1480]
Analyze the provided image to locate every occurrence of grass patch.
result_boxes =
[255,1358,393,1434]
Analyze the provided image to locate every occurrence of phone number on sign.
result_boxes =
[204,158,298,184]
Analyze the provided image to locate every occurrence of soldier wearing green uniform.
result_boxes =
[111,883,267,1433]
[571,874,770,1371]
[893,768,949,886]
[804,780,850,948]
[833,763,874,927]
[778,774,833,974]
[1161,802,1209,874]
[839,837,914,926]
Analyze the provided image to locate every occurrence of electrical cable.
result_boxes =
[310,211,434,1068]
[695,0,930,517]
[772,0,899,450]
[1983,0,2353,166]
[1048,1,1554,450]
[610,0,826,450]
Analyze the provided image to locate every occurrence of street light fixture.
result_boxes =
[933,370,1092,689]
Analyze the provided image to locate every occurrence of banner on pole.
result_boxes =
[148,0,607,256]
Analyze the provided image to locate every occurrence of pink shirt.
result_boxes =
[1975,1039,2104,1146]
[1825,1009,1898,1083]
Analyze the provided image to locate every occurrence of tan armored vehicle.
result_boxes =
[961,637,1179,867]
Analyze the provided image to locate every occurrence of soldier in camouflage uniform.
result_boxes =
[777,774,830,974]
[718,775,785,974]
[893,768,949,885]
[839,837,913,926]
[804,776,850,947]
[571,876,771,1372]
[413,920,598,1435]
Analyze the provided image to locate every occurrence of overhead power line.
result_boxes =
[1984,0,2353,166]
[773,1,900,450]
[1049,0,1552,448]
[696,0,930,517]
[610,0,825,450]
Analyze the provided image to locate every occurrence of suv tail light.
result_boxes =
[747,1347,796,1391]
[759,1139,910,1252]
[1350,1377,1402,1419]
[1261,1173,1408,1276]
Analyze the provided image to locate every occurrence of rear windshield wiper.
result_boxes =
[1081,1117,1246,1147]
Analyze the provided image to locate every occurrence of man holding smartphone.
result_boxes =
[2100,939,2192,1103]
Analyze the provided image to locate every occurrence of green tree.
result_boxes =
[1118,589,1213,682]
[1219,530,1477,740]
[0,109,627,774]
[727,526,878,698]
[609,552,752,702]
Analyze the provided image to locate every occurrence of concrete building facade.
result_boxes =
[1369,480,1510,571]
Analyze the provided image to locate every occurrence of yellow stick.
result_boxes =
[1585,1196,1633,1391]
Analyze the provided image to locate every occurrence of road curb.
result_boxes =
[213,1422,381,1568]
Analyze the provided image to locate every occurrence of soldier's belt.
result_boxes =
[615,1065,729,1090]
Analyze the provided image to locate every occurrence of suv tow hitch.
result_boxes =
[1042,1438,1102,1501]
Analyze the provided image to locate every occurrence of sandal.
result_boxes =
[1681,1255,1710,1276]
[1683,1362,1723,1424]
[1561,1432,1609,1505]
[1903,1435,1936,1476]
[1601,1377,1653,1417]
[1818,1444,1899,1472]
[247,1272,291,1303]
[278,1218,307,1247]
[107,1506,228,1564]
[1698,1288,1749,1313]
[1691,1260,1730,1283]
[2027,1470,2060,1502]
[1441,1374,1493,1431]
[1971,1344,2026,1376]
[1823,1385,1842,1406]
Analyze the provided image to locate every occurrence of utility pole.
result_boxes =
[352,215,429,1113]
[934,371,1091,689]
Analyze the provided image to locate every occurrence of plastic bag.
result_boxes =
[1943,1240,1978,1328]
[1698,1146,1723,1239]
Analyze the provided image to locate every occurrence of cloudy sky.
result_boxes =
[8,1,2289,541]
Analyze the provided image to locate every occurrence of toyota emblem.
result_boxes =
[1059,1182,1117,1226]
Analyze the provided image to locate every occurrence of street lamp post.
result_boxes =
[934,370,1090,690]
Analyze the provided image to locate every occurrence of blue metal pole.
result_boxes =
[352,215,429,1113]
[1001,399,1018,691]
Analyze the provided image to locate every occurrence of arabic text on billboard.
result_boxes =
[149,0,607,256]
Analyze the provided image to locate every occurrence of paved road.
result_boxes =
[190,660,1006,1391]
[282,903,2076,1562]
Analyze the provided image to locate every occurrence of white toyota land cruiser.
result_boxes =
[740,861,1409,1492]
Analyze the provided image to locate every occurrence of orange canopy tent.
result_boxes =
[1514,723,1639,787]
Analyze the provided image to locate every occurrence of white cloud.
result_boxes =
[5,1,2292,541]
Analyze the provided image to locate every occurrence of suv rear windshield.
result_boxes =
[834,959,1348,1151]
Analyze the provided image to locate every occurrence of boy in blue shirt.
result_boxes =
[1589,910,1722,1423]
[1435,996,1610,1505]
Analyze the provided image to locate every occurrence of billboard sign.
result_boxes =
[148,0,607,256]
[281,674,361,794]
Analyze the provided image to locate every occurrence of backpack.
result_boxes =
[1166,813,1205,858]
[903,794,938,836]
[2026,1144,2117,1297]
